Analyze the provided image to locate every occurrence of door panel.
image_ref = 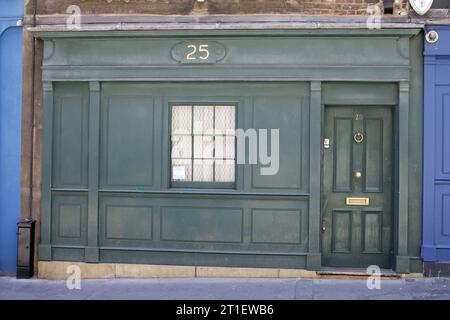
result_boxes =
[363,119,383,192]
[322,106,393,268]
[333,118,354,192]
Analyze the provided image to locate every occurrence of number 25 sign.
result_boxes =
[171,41,227,64]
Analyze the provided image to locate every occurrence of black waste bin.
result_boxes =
[16,219,36,279]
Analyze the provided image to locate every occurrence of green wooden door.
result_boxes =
[322,106,393,268]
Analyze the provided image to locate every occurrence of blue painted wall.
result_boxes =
[0,0,23,275]
[422,25,450,262]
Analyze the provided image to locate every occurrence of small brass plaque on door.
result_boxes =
[346,197,370,206]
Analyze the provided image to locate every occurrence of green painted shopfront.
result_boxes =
[35,26,424,273]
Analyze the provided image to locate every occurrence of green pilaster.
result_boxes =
[307,81,322,270]
[39,81,54,260]
[396,81,410,273]
[86,81,100,262]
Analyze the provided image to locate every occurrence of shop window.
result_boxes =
[171,104,236,187]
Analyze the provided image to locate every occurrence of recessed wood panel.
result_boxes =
[443,195,450,236]
[58,204,81,238]
[362,211,382,253]
[442,95,450,175]
[251,95,303,190]
[436,92,450,180]
[333,118,353,192]
[364,119,383,192]
[105,205,153,240]
[251,209,301,244]
[100,95,154,188]
[52,84,89,188]
[161,206,243,243]
[51,194,87,246]
[331,210,352,253]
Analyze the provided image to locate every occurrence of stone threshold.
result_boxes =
[317,267,419,279]
[38,261,422,280]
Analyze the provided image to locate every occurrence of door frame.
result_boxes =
[312,81,411,273]
[320,104,396,269]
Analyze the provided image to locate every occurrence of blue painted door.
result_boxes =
[0,0,23,275]
[422,25,450,262]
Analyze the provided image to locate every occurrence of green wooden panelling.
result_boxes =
[331,210,352,253]
[97,250,307,269]
[99,196,155,248]
[363,119,383,192]
[51,193,87,246]
[40,30,423,271]
[251,209,302,244]
[322,83,399,106]
[407,34,424,273]
[333,118,354,192]
[308,81,321,270]
[43,37,409,67]
[251,94,307,191]
[98,82,310,193]
[86,81,100,262]
[39,82,54,260]
[51,83,89,189]
[361,210,383,253]
[396,82,410,273]
[161,207,243,243]
[52,247,85,262]
[39,31,417,82]
[100,95,155,188]
[93,194,308,268]
[106,206,153,240]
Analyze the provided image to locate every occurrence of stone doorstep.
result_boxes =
[317,268,423,279]
[37,261,423,280]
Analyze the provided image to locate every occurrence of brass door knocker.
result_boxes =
[354,132,364,144]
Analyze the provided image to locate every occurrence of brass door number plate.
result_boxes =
[346,197,370,206]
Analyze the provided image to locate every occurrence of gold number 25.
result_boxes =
[186,44,210,60]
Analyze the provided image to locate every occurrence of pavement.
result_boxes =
[1,276,450,300]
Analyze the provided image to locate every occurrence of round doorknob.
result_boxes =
[354,171,362,179]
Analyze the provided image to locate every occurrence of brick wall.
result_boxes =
[31,0,382,16]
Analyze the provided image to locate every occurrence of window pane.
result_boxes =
[172,159,192,181]
[214,136,235,159]
[171,135,192,159]
[215,160,235,182]
[193,159,214,182]
[215,106,235,135]
[193,106,214,135]
[172,106,192,135]
[194,136,214,159]
[225,136,235,159]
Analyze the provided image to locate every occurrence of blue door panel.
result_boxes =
[435,185,450,244]
[435,86,450,180]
